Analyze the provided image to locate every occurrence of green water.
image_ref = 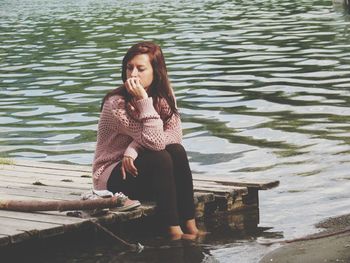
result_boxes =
[1,0,350,261]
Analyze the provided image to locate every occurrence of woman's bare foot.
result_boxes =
[184,219,199,235]
[183,219,209,240]
[168,225,183,240]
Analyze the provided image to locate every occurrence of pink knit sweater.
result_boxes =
[92,94,182,190]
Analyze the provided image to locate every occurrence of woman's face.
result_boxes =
[126,54,154,91]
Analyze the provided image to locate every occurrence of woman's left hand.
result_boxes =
[121,156,138,179]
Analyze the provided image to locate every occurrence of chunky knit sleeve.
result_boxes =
[112,96,166,151]
[164,113,182,145]
[122,112,182,160]
[158,97,183,145]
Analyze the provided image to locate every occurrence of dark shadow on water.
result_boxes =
[0,210,284,263]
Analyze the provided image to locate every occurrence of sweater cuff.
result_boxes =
[135,97,159,120]
[124,147,138,160]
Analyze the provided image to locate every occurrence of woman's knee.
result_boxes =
[165,143,187,157]
[139,149,173,172]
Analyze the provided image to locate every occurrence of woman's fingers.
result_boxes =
[125,78,135,94]
[126,78,137,91]
[135,78,142,88]
[125,78,147,100]
[124,78,132,92]
[129,159,138,176]
[121,156,138,178]
[125,157,138,177]
[121,163,126,180]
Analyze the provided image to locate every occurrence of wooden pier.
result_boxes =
[0,159,279,249]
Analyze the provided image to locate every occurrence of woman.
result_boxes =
[92,41,199,239]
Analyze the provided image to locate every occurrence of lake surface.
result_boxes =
[1,0,350,262]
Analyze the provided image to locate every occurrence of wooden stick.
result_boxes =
[92,222,144,252]
[0,197,120,212]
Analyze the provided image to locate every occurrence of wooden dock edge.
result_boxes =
[0,159,280,249]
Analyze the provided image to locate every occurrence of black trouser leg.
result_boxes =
[107,149,179,226]
[107,144,195,226]
[165,144,195,222]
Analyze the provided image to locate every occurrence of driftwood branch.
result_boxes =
[0,197,120,212]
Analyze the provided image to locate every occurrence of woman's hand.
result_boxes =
[125,77,148,100]
[121,156,138,179]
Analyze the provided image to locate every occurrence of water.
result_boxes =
[1,0,350,261]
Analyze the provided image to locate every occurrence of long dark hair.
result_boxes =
[101,42,178,120]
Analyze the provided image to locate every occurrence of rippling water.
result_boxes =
[1,0,350,262]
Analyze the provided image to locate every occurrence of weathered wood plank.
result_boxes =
[0,217,64,241]
[3,161,280,190]
[0,224,30,244]
[0,210,86,225]
[0,193,64,202]
[193,185,246,195]
[0,172,92,188]
[0,186,83,200]
[0,183,87,197]
[193,177,279,190]
[0,177,91,191]
[2,160,279,190]
[0,164,90,178]
[194,181,248,194]
[3,160,91,172]
[0,169,91,184]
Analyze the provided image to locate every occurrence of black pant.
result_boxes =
[107,143,195,226]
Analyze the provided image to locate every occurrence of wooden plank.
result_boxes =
[0,169,91,185]
[0,177,91,191]
[0,169,92,183]
[193,184,247,195]
[0,210,86,225]
[3,160,279,190]
[193,177,279,190]
[0,217,64,241]
[4,161,280,189]
[193,181,248,194]
[0,182,87,196]
[4,160,91,172]
[0,165,91,178]
[0,187,82,201]
[0,193,64,202]
[194,188,239,197]
[0,225,30,244]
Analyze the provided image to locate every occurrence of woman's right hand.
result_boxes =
[121,156,138,179]
[125,77,148,100]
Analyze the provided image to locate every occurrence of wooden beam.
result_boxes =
[193,176,279,190]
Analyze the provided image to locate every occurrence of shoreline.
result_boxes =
[259,214,350,263]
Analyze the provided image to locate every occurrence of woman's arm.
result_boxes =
[122,112,182,161]
[111,96,166,151]
[159,96,183,145]
[163,112,182,145]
